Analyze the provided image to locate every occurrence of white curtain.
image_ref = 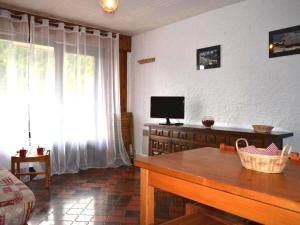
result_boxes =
[0,10,29,169]
[0,10,130,172]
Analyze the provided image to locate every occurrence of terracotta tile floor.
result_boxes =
[26,166,185,225]
[26,166,258,225]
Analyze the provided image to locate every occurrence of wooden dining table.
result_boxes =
[134,148,300,225]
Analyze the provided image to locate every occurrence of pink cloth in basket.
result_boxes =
[264,143,279,155]
[241,145,258,154]
[240,143,279,155]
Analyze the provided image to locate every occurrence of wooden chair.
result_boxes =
[162,203,249,225]
[121,112,135,162]
[219,143,236,152]
[290,152,300,161]
[161,211,225,225]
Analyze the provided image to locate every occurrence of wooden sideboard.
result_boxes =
[145,123,293,156]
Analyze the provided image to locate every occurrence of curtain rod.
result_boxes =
[0,4,119,37]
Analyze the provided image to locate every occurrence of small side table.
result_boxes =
[11,150,51,188]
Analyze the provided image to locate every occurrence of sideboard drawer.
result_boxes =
[216,136,226,145]
[179,132,187,139]
[150,128,157,135]
[172,131,188,139]
[163,130,171,137]
[157,129,163,136]
[151,128,171,137]
[194,133,206,144]
[150,139,172,155]
[172,141,194,152]
[206,135,216,144]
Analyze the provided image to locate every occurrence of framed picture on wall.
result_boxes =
[197,45,220,70]
[269,25,300,58]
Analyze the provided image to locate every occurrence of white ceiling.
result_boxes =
[0,0,244,35]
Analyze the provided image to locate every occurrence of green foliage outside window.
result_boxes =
[0,39,96,95]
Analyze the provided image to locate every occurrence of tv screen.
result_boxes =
[150,96,185,119]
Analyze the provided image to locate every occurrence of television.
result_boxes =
[150,96,185,125]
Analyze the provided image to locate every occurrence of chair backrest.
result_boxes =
[290,152,300,161]
[219,143,236,152]
[121,112,134,160]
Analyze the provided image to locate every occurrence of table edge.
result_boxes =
[134,158,300,214]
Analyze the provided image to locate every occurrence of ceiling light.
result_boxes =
[100,0,119,14]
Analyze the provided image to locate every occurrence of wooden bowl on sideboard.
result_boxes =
[252,125,274,134]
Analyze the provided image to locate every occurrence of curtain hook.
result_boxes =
[21,14,28,22]
[79,27,86,33]
[58,22,64,30]
[93,30,100,36]
[41,19,49,26]
[71,26,78,32]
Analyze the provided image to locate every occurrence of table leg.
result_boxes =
[45,156,50,189]
[11,159,15,175]
[140,168,154,225]
[48,156,51,183]
[16,162,20,179]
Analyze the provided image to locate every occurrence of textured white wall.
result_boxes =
[129,0,300,155]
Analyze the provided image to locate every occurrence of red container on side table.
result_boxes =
[19,148,28,157]
[37,146,45,155]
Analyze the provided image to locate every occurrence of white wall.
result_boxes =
[129,0,300,154]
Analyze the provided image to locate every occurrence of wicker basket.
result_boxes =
[252,125,274,134]
[235,138,292,173]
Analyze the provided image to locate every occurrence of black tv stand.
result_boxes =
[159,118,184,126]
[159,118,173,126]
